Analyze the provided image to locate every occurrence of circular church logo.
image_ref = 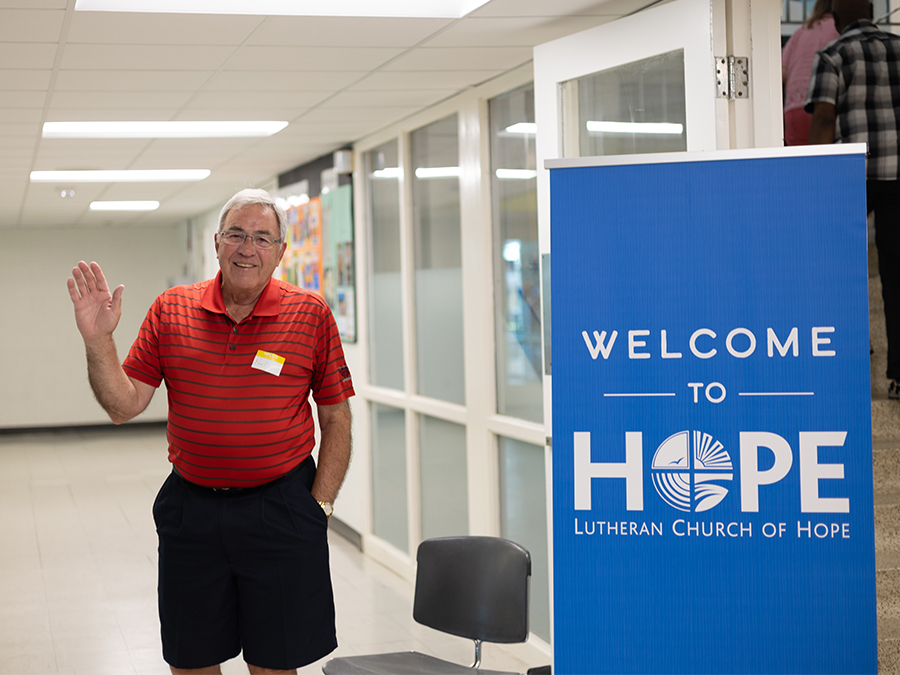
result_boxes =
[651,431,733,512]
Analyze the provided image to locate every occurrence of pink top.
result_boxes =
[782,15,840,112]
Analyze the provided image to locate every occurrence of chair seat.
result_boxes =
[323,651,523,675]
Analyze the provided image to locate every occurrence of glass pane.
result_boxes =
[575,50,686,157]
[366,140,405,390]
[419,415,468,539]
[498,437,549,642]
[411,115,466,405]
[489,85,543,423]
[371,403,409,553]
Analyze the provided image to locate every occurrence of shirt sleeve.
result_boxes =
[309,303,355,405]
[804,49,839,114]
[122,297,164,388]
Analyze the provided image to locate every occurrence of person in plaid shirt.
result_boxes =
[807,0,900,398]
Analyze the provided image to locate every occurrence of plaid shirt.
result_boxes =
[805,19,900,180]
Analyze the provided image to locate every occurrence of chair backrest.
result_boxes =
[412,536,531,644]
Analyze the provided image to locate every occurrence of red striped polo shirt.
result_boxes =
[122,272,354,487]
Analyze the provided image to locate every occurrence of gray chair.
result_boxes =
[323,536,532,675]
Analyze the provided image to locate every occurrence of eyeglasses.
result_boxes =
[217,230,282,250]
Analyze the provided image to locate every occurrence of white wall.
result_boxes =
[1,225,189,428]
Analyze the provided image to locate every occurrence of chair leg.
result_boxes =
[471,639,483,669]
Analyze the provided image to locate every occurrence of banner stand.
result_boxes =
[548,146,876,675]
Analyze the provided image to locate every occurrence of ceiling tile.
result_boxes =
[238,144,326,164]
[66,11,264,45]
[0,145,33,160]
[0,135,37,148]
[297,106,418,124]
[170,182,245,205]
[54,70,214,92]
[88,183,184,201]
[0,9,65,42]
[135,137,261,163]
[49,91,194,109]
[0,91,47,107]
[176,107,315,121]
[0,0,66,7]
[0,122,40,137]
[0,43,59,69]
[425,15,618,47]
[0,157,34,170]
[246,15,453,47]
[60,44,236,71]
[45,108,184,121]
[382,46,532,71]
[349,69,505,90]
[0,70,53,90]
[35,138,153,165]
[225,46,404,72]
[274,120,390,141]
[186,90,331,111]
[470,0,626,16]
[322,89,457,108]
[211,157,289,174]
[0,108,43,123]
[206,70,365,92]
[252,126,354,147]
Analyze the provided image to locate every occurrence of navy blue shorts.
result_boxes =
[152,457,337,670]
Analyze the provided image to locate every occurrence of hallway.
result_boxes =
[0,425,538,674]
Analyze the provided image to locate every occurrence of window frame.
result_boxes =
[352,65,548,597]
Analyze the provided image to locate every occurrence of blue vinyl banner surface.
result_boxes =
[549,149,876,675]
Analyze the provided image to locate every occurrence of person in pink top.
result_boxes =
[782,0,840,145]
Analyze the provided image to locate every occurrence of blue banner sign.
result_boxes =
[549,147,875,675]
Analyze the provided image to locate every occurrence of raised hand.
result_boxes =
[67,261,125,343]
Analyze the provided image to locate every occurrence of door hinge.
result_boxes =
[715,56,749,100]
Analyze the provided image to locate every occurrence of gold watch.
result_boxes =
[316,500,334,518]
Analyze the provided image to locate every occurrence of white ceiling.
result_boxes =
[0,0,649,229]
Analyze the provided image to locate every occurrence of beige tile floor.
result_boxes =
[0,425,544,675]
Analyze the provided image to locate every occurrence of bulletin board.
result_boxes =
[321,184,356,342]
[282,197,323,294]
[279,184,356,343]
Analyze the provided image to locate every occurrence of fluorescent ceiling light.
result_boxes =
[75,0,491,18]
[586,121,684,135]
[43,121,288,139]
[90,201,160,211]
[30,169,210,182]
[371,167,402,179]
[504,123,537,135]
[496,169,537,180]
[415,167,460,179]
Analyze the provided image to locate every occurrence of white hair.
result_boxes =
[218,188,287,242]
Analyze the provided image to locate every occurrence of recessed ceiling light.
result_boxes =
[90,201,160,211]
[30,169,211,182]
[43,121,288,139]
[74,0,490,17]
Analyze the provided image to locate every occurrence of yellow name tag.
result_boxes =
[251,350,285,377]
